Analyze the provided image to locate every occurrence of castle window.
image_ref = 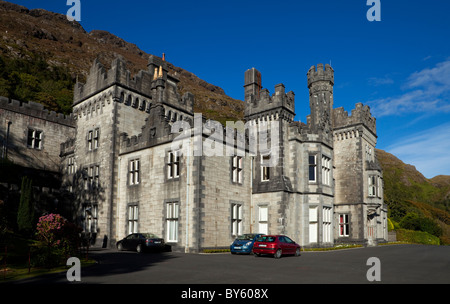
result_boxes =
[377,176,382,198]
[368,175,377,197]
[87,130,93,150]
[261,154,271,181]
[67,156,75,175]
[166,201,179,242]
[309,206,318,243]
[321,155,331,186]
[27,129,42,149]
[129,159,140,185]
[323,207,332,243]
[83,203,98,233]
[88,128,100,151]
[128,204,139,235]
[232,156,243,184]
[339,214,349,237]
[258,205,268,235]
[87,165,100,189]
[94,128,100,149]
[309,155,317,182]
[167,151,180,179]
[231,203,242,236]
[366,145,373,162]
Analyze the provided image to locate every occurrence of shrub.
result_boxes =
[387,218,395,231]
[396,229,440,245]
[400,213,443,237]
[34,213,81,268]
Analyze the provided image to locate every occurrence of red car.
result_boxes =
[252,235,301,258]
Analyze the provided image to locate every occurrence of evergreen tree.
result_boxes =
[17,176,34,235]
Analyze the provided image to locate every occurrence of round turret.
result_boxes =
[307,63,334,88]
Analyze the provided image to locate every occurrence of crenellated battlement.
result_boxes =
[74,56,193,115]
[333,103,377,135]
[244,68,295,120]
[307,63,334,88]
[74,57,153,104]
[0,96,75,127]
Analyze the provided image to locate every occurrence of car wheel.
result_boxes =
[295,248,301,257]
[253,252,260,257]
[117,243,123,251]
[274,249,282,259]
[136,244,142,253]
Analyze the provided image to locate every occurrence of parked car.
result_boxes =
[252,235,301,258]
[230,233,265,254]
[116,233,168,253]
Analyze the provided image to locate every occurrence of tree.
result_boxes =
[17,176,34,235]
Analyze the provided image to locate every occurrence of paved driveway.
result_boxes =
[10,244,450,284]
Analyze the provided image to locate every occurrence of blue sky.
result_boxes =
[9,0,450,178]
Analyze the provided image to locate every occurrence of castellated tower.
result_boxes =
[332,102,386,245]
[307,63,334,135]
[69,55,194,247]
[244,67,295,194]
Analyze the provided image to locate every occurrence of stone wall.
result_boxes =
[0,96,75,172]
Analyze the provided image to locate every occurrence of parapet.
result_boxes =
[74,56,193,114]
[0,96,76,127]
[333,103,377,135]
[74,57,151,104]
[307,63,334,88]
[244,68,295,119]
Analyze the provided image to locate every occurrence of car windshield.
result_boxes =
[256,236,276,242]
[236,234,257,241]
[142,233,160,239]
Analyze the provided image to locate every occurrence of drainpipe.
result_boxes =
[185,142,190,253]
[4,121,11,159]
[250,156,254,233]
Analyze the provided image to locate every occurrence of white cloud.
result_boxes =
[369,60,450,117]
[368,76,394,86]
[385,122,450,178]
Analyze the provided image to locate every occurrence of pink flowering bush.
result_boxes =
[36,213,65,247]
[34,213,81,267]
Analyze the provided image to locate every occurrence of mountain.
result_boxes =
[0,0,244,123]
[376,149,450,244]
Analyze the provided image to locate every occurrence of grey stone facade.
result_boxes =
[1,56,388,251]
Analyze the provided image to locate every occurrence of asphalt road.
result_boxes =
[9,244,450,285]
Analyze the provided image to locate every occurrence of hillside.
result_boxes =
[0,0,244,123]
[376,149,450,244]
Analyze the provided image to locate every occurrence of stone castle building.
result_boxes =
[0,55,388,251]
